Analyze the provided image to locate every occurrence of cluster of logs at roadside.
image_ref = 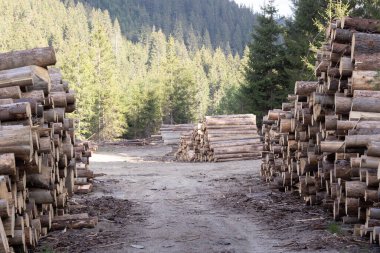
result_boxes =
[176,114,262,162]
[261,16,380,244]
[0,47,96,253]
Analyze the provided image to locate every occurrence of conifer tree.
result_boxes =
[241,1,290,122]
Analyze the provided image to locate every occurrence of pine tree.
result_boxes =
[241,1,290,123]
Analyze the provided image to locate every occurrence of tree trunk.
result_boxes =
[352,33,380,70]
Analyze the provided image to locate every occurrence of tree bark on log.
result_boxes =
[351,71,380,91]
[51,213,97,231]
[339,56,353,77]
[349,111,380,121]
[341,17,380,33]
[0,102,31,122]
[0,125,33,161]
[351,97,380,113]
[294,81,319,96]
[333,28,353,43]
[0,87,21,99]
[346,135,380,148]
[0,47,56,71]
[345,181,366,198]
[332,42,351,55]
[335,95,352,114]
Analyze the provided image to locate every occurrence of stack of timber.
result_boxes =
[176,114,262,162]
[0,47,97,252]
[261,16,380,244]
[73,142,94,194]
[160,124,194,145]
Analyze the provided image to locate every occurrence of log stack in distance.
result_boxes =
[176,114,262,162]
[0,47,97,252]
[261,15,380,244]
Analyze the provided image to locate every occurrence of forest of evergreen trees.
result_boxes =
[0,0,246,140]
[2,0,380,140]
[72,0,256,55]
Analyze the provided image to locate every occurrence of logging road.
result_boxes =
[86,144,349,253]
[37,144,372,252]
[90,144,281,253]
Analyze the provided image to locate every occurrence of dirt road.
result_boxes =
[36,144,375,253]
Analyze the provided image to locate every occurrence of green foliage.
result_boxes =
[73,0,256,55]
[240,1,291,123]
[0,0,244,140]
[327,222,342,235]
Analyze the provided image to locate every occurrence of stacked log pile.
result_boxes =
[160,124,194,145]
[176,114,262,162]
[0,47,97,252]
[261,16,380,243]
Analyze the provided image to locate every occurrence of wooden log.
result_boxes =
[205,118,255,126]
[22,90,45,104]
[333,28,353,43]
[77,169,94,179]
[351,71,380,91]
[366,169,379,187]
[334,95,352,114]
[0,87,21,99]
[365,189,379,202]
[339,56,352,77]
[0,47,56,71]
[352,33,380,70]
[332,42,351,55]
[349,111,380,121]
[320,141,345,153]
[50,92,67,108]
[0,125,33,161]
[0,102,31,122]
[0,153,16,176]
[345,198,359,216]
[348,129,380,137]
[294,81,318,96]
[345,181,366,198]
[360,156,380,169]
[29,189,55,204]
[3,205,14,237]
[341,17,380,33]
[51,213,97,230]
[351,97,380,113]
[337,120,380,130]
[0,218,9,253]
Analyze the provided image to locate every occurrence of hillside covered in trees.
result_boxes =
[0,0,246,140]
[72,0,256,55]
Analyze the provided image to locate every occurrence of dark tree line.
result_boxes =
[73,0,256,55]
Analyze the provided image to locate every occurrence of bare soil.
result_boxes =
[35,144,378,253]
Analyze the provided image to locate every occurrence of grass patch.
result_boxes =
[327,222,342,235]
